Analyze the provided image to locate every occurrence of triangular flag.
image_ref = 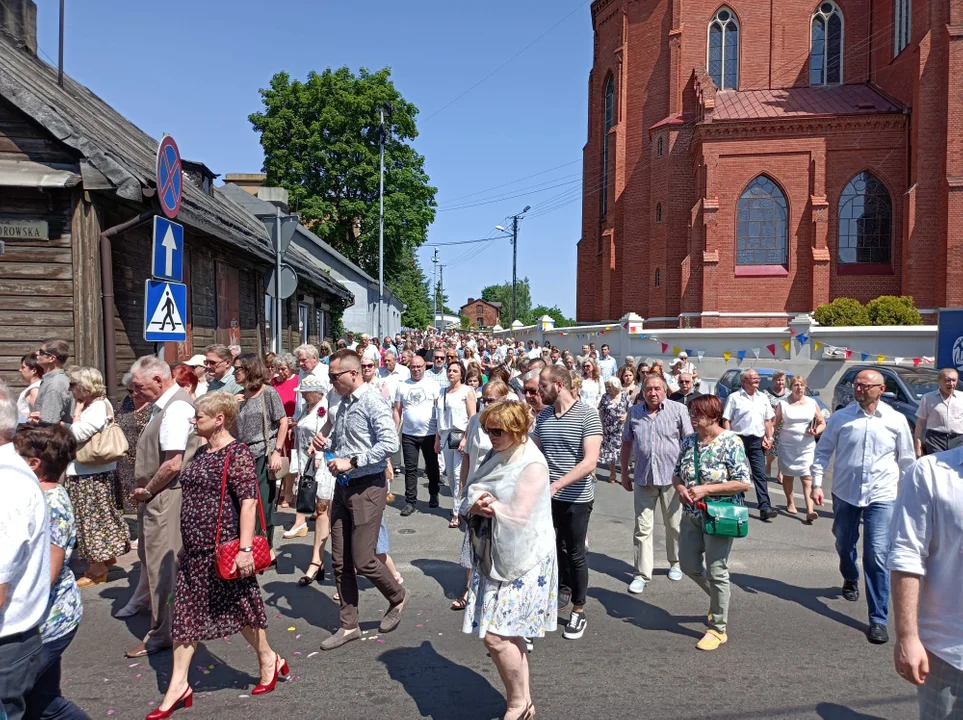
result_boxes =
[814,341,823,351]
[685,348,695,357]
[797,333,809,345]
[861,353,870,362]
[723,351,732,363]
[638,334,647,339]
[737,350,746,360]
[781,340,791,353]
[696,351,705,361]
[672,346,681,356]
[622,322,629,330]
[661,343,669,353]
[767,344,777,356]
[844,350,853,360]
[751,348,760,359]
[789,329,797,336]
[913,357,922,367]
[877,355,886,364]
[894,357,904,365]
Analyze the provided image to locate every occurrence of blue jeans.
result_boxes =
[831,495,894,626]
[24,628,89,720]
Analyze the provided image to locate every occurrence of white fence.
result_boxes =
[495,314,938,398]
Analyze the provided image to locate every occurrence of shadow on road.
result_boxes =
[142,643,260,695]
[379,640,503,719]
[589,587,703,639]
[261,576,340,632]
[411,558,465,599]
[730,573,866,632]
[815,703,889,719]
[586,550,636,586]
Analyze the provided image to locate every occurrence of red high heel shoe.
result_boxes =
[251,654,289,696]
[146,687,193,720]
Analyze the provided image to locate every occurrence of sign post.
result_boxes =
[937,309,963,371]
[144,280,187,342]
[156,135,182,220]
[151,216,184,283]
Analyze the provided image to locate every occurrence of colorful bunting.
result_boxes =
[661,343,669,353]
[894,357,904,366]
[685,348,695,356]
[696,351,705,361]
[751,348,760,359]
[737,350,747,360]
[913,357,922,367]
[877,355,886,364]
[672,346,681,356]
[796,333,809,345]
[814,341,823,351]
[861,353,870,362]
[723,351,732,363]
[845,350,853,360]
[781,340,791,353]
[767,344,777,356]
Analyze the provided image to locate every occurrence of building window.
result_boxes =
[655,268,661,287]
[895,0,911,55]
[316,308,328,341]
[736,175,788,266]
[601,75,615,220]
[708,7,739,90]
[656,203,663,223]
[656,136,664,157]
[298,303,310,344]
[839,171,892,265]
[811,2,843,85]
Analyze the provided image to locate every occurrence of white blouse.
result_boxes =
[67,398,117,476]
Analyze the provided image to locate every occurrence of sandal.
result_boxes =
[450,594,468,611]
[448,517,460,529]
[77,572,108,588]
[298,562,324,587]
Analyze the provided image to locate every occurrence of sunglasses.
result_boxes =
[361,364,375,369]
[483,427,504,438]
[330,369,356,381]
[523,387,539,395]
[203,359,222,367]
[37,349,56,358]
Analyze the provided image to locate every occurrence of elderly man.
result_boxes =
[723,369,778,521]
[521,369,547,414]
[914,368,963,456]
[394,355,441,516]
[204,344,241,395]
[359,334,380,365]
[620,375,693,594]
[889,447,963,718]
[345,331,358,351]
[812,369,914,644]
[294,343,330,417]
[125,356,199,659]
[425,348,450,391]
[316,350,406,650]
[378,350,410,399]
[669,373,702,406]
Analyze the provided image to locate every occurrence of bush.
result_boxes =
[813,297,870,327]
[866,295,922,326]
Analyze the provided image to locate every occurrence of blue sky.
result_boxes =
[36,0,592,318]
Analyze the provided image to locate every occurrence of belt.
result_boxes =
[0,625,40,646]
[336,470,386,489]
[925,430,961,438]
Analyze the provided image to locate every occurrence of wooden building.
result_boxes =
[0,3,352,395]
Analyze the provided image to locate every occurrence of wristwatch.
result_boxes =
[350,456,359,469]
[142,488,153,500]
[239,546,253,553]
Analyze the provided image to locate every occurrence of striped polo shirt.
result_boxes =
[534,400,604,503]
[622,398,693,487]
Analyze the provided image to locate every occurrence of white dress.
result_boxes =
[291,396,336,501]
[777,398,819,476]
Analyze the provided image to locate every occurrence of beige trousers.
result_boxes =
[137,486,182,650]
[632,484,682,582]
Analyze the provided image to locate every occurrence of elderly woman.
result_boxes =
[598,376,629,484]
[233,353,289,554]
[672,394,752,651]
[148,393,287,718]
[171,364,198,398]
[764,370,791,487]
[271,353,299,509]
[16,351,44,423]
[65,365,130,587]
[773,375,825,522]
[461,400,556,720]
[579,359,602,408]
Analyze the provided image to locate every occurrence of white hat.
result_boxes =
[295,375,328,393]
[678,351,689,359]
[671,357,685,367]
[185,354,207,367]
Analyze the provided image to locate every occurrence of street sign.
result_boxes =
[144,280,187,342]
[151,216,184,282]
[264,264,298,299]
[937,309,963,371]
[262,215,299,255]
[156,135,183,219]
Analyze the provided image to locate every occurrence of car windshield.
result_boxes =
[901,374,941,400]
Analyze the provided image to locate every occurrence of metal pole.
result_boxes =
[58,0,64,88]
[432,248,439,330]
[439,264,444,328]
[378,108,385,340]
[512,215,519,324]
[274,204,282,353]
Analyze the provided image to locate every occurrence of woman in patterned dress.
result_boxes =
[148,392,287,719]
[598,377,629,484]
[461,401,557,720]
[672,394,752,652]
[764,370,790,487]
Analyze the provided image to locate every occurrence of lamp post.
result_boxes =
[495,205,530,324]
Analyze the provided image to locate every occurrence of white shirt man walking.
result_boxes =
[620,375,693,594]
[722,369,777,521]
[914,368,963,456]
[394,356,441,516]
[889,446,963,718]
[811,369,914,645]
[597,344,618,381]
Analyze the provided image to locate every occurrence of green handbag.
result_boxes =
[694,444,749,539]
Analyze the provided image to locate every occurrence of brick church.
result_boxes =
[577,0,963,327]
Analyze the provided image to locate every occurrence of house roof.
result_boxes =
[710,84,904,122]
[461,298,502,311]
[0,34,349,301]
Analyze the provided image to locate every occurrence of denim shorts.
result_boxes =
[376,516,390,554]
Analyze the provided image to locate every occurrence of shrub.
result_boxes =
[813,297,870,327]
[866,295,922,326]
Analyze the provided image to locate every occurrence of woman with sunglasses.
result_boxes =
[232,354,289,556]
[461,400,556,720]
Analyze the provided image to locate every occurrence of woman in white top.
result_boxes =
[17,352,44,423]
[773,375,826,523]
[437,360,477,528]
[579,358,603,408]
[461,400,557,720]
[65,366,130,587]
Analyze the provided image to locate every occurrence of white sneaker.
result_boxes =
[668,564,684,581]
[628,578,647,594]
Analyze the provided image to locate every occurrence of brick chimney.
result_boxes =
[0,0,37,54]
[223,173,266,195]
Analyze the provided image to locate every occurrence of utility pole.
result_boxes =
[274,204,283,352]
[377,107,386,340]
[432,248,439,330]
[439,264,445,329]
[511,215,518,325]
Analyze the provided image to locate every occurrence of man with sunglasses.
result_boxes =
[521,370,546,415]
[393,356,442,516]
[811,368,915,645]
[203,344,241,396]
[426,349,450,392]
[31,339,73,425]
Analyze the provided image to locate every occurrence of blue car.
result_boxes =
[714,367,832,420]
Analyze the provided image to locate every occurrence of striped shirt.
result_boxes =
[623,399,693,487]
[534,401,604,503]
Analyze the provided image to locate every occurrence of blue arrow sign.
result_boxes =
[144,280,187,342]
[151,217,184,282]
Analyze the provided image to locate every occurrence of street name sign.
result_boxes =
[151,216,184,283]
[156,135,183,220]
[144,280,187,342]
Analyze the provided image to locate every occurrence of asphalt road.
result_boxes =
[62,467,917,720]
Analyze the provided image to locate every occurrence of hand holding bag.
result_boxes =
[75,400,129,465]
[295,457,318,515]
[215,448,272,580]
[694,443,749,539]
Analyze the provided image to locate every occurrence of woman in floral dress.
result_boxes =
[148,392,287,719]
[598,377,629,484]
[114,372,152,515]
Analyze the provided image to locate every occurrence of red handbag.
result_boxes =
[214,449,271,580]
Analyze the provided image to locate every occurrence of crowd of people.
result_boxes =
[1,330,961,720]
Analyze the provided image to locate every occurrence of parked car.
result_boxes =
[832,365,940,428]
[714,368,832,419]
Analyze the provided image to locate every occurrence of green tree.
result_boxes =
[481,278,532,325]
[813,297,870,327]
[866,295,922,326]
[389,250,432,329]
[460,314,471,330]
[249,67,437,286]
[528,305,574,328]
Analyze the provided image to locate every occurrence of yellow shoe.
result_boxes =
[696,629,727,651]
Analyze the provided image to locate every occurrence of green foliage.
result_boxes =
[813,297,870,327]
[250,67,437,286]
[481,278,532,325]
[388,251,432,329]
[866,295,922,326]
[460,315,471,330]
[529,305,574,328]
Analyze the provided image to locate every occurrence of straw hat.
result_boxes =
[295,375,328,393]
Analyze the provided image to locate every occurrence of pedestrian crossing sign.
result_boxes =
[144,280,187,342]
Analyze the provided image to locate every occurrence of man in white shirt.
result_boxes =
[722,369,777,520]
[914,368,963,456]
[0,386,48,720]
[394,355,441,516]
[597,344,618,381]
[889,447,963,718]
[294,344,331,418]
[345,331,358,351]
[811,368,915,645]
[359,335,381,365]
[378,350,410,400]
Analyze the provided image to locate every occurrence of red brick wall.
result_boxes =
[461,301,500,329]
